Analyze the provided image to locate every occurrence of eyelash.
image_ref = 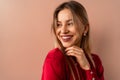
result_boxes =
[56,22,73,28]
[67,22,73,26]
[57,23,62,27]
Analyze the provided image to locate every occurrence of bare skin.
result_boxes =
[65,46,90,70]
[56,8,90,70]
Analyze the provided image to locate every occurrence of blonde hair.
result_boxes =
[51,1,95,79]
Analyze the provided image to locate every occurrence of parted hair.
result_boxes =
[51,1,95,80]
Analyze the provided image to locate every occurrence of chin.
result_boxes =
[62,43,73,48]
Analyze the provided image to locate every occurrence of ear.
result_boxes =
[83,24,89,36]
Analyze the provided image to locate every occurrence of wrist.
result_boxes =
[82,64,90,70]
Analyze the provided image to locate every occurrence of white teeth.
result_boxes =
[62,36,71,39]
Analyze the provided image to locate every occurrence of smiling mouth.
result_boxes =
[61,35,73,42]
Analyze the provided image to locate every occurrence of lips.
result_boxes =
[60,35,73,42]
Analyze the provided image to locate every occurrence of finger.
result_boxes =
[66,49,82,56]
[66,51,76,56]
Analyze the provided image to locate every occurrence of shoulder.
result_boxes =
[42,48,67,80]
[46,48,64,59]
[91,54,100,59]
[44,48,65,64]
[91,54,102,64]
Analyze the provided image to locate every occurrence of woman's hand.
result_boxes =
[65,46,90,70]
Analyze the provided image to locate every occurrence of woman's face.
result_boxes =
[55,8,85,48]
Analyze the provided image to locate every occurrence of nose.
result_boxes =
[61,25,69,34]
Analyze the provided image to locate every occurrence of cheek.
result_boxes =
[76,33,81,39]
[55,29,60,38]
[75,32,82,40]
[76,28,84,37]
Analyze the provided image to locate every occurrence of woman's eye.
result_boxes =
[57,23,61,27]
[67,22,73,26]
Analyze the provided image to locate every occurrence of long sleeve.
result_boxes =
[41,48,67,80]
[41,49,104,80]
[85,54,104,80]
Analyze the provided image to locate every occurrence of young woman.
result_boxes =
[42,1,104,80]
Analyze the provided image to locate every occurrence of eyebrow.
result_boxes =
[67,19,73,22]
[57,19,73,23]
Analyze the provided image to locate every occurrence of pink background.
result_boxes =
[0,0,120,80]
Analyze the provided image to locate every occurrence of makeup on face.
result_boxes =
[55,8,83,48]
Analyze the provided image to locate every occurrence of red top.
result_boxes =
[42,48,104,80]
